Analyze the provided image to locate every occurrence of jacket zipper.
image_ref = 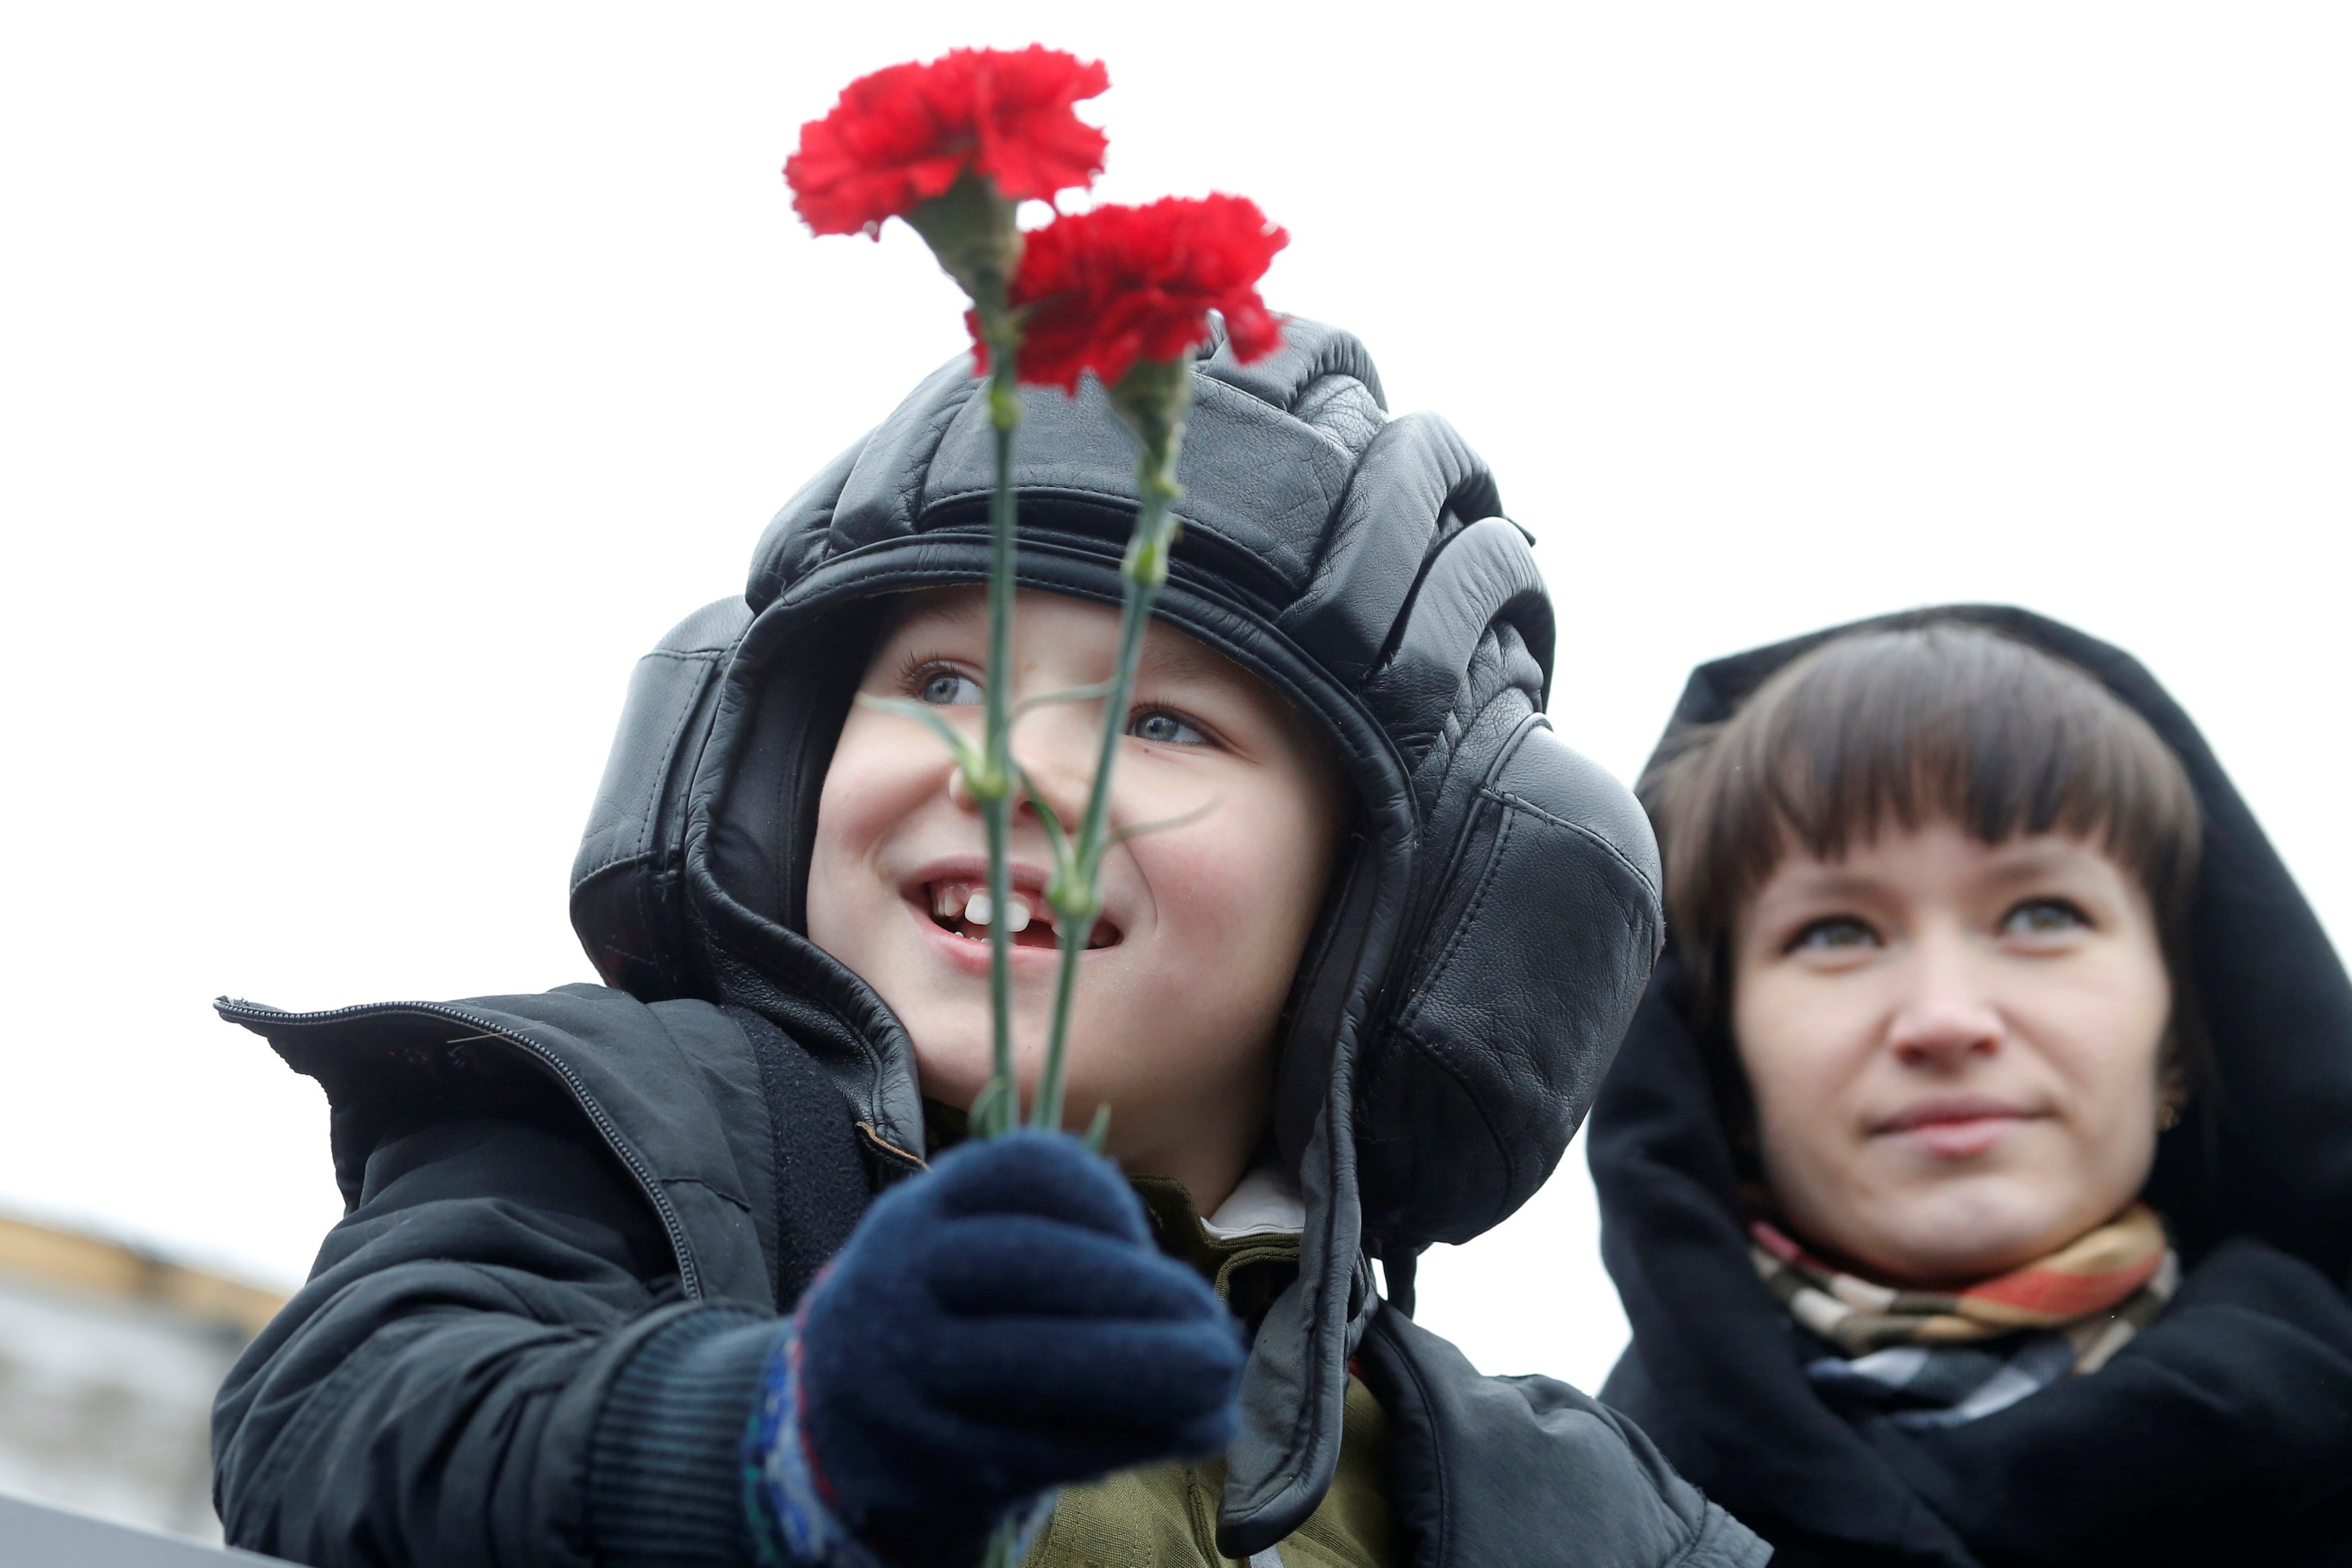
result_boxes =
[217,998,703,1301]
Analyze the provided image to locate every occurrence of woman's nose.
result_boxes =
[1885,937,2003,1070]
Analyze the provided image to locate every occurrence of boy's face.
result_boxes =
[1730,820,2170,1287]
[806,587,1349,1208]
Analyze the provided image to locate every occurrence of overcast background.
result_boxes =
[3,3,2346,1394]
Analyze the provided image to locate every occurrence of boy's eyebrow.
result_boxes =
[885,591,987,642]
[1138,632,1247,690]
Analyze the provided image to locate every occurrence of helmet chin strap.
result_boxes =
[1216,1088,1367,1559]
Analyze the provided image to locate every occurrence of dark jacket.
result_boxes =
[214,322,1766,1568]
[1590,607,2352,1568]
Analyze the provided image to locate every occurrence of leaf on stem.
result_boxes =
[968,1074,1015,1140]
[1011,761,1112,926]
[1106,791,1224,847]
[975,1510,1027,1568]
[1009,679,1116,722]
[854,693,994,792]
[1008,760,1074,855]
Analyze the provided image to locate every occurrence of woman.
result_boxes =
[1589,607,2352,1566]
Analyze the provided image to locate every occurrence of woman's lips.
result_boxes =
[1872,1096,2038,1159]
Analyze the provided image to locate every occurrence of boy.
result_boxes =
[214,320,1765,1568]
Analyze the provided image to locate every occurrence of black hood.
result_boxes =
[569,319,1665,1553]
[1589,605,2352,1564]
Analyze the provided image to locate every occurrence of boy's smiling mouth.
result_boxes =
[913,879,1123,951]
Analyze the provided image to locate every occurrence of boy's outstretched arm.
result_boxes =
[216,1115,1245,1568]
[212,1110,705,1565]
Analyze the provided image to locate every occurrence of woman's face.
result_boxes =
[1730,820,2170,1286]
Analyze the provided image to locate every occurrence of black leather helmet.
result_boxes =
[570,319,1663,1550]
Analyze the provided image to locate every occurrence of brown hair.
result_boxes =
[1642,621,2206,1143]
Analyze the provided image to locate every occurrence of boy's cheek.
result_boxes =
[809,728,948,959]
[821,725,944,842]
[1163,781,1334,914]
[1136,843,1302,962]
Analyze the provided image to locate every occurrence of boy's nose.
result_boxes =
[939,722,1098,830]
[1011,734,1097,831]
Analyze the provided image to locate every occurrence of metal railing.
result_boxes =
[0,1491,281,1567]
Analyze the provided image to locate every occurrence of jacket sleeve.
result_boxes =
[1360,1307,1773,1568]
[212,1112,790,1568]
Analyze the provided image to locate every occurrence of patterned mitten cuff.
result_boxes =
[744,1305,1054,1568]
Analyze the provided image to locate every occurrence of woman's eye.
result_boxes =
[1128,708,1208,746]
[1790,916,1880,953]
[2002,898,2089,938]
[916,667,983,707]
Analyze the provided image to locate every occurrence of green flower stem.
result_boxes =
[976,1516,1021,1568]
[974,314,1023,1139]
[1032,356,1193,1134]
[904,173,1027,1139]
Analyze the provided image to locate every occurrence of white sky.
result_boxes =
[3,3,2347,1395]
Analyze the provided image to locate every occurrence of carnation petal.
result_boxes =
[1004,193,1289,390]
[786,46,1107,236]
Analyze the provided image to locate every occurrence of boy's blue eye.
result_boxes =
[1128,709,1207,746]
[1791,916,1878,953]
[2002,898,2089,937]
[917,668,983,707]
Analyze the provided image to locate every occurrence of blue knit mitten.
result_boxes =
[747,1130,1245,1568]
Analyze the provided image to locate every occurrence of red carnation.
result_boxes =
[982,194,1289,394]
[786,46,1109,238]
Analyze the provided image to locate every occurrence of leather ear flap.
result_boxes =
[571,596,754,998]
[1355,717,1663,1245]
[748,439,866,610]
[1359,517,1551,761]
[1275,415,1499,687]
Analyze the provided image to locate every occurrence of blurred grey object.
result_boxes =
[0,1210,284,1545]
[0,1492,278,1564]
